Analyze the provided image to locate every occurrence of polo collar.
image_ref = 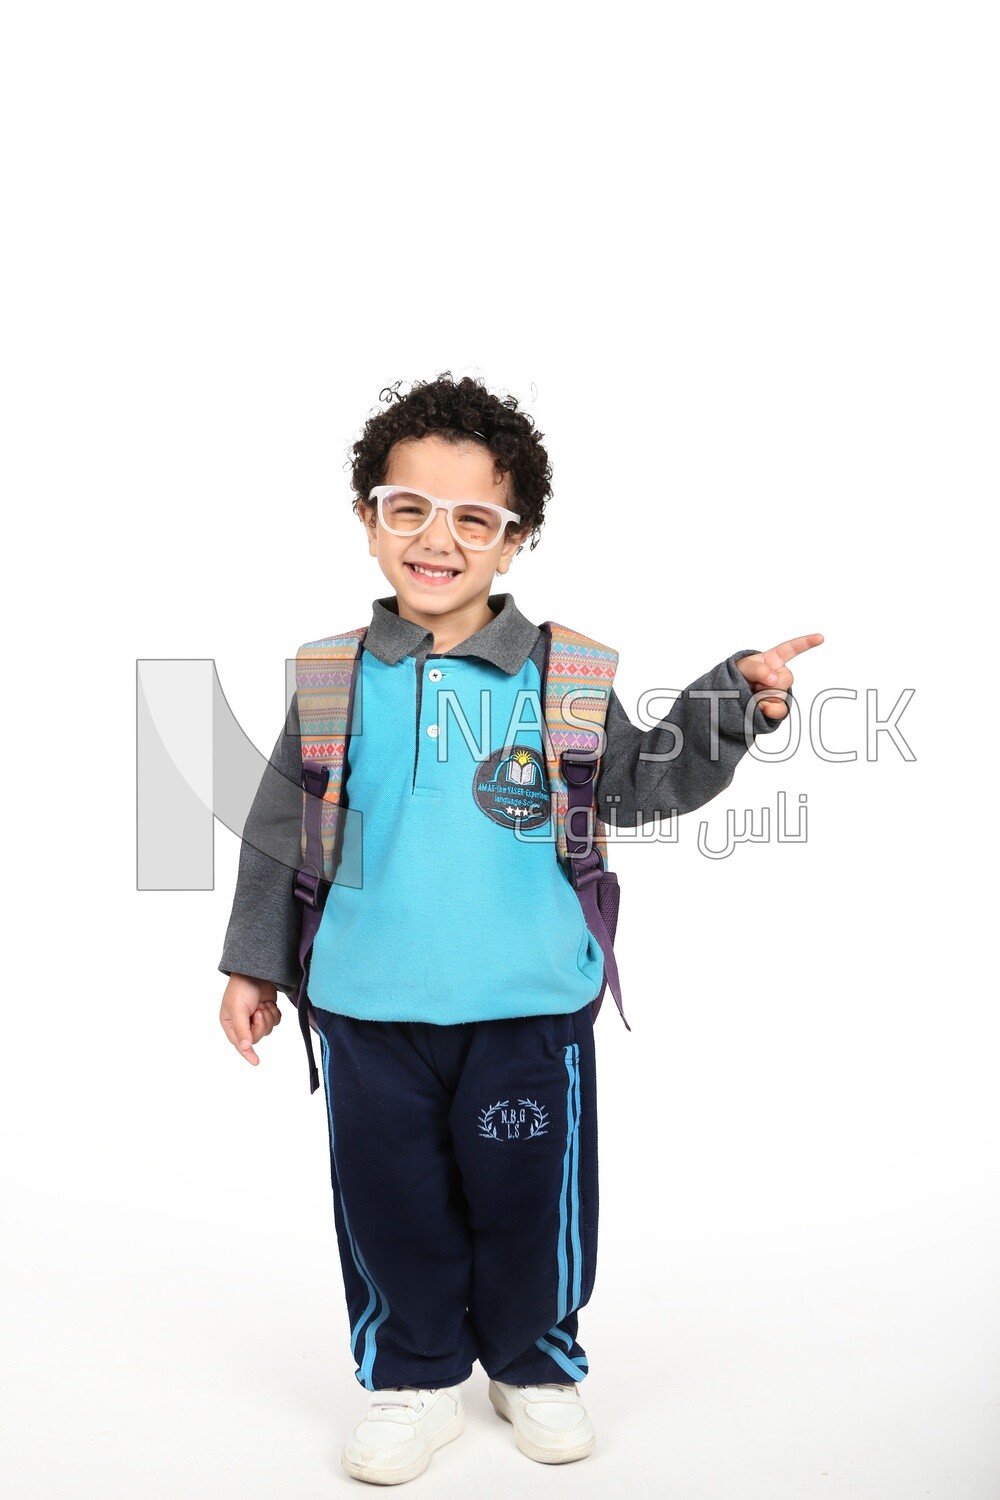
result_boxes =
[363,591,540,675]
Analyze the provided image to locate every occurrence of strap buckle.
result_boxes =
[293,864,323,908]
[560,749,597,786]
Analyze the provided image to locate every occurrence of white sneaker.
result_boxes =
[488,1379,596,1464]
[341,1385,465,1485]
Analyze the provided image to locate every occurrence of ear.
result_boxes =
[357,500,378,554]
[496,527,529,572]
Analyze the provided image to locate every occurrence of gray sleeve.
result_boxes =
[217,693,304,994]
[595,650,792,827]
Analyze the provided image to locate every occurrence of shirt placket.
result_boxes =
[412,646,452,794]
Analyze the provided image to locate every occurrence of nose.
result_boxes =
[421,506,456,549]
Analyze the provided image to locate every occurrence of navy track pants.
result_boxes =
[311,1002,599,1392]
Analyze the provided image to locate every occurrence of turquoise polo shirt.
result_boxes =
[306,594,605,1024]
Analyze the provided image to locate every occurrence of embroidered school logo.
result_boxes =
[478,1098,550,1141]
[472,744,551,832]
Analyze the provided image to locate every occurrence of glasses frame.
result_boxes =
[368,485,522,552]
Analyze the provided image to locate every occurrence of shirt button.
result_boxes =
[428,668,443,681]
[427,723,440,738]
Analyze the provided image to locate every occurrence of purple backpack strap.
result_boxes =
[563,753,630,1032]
[542,619,629,1032]
[290,762,329,1094]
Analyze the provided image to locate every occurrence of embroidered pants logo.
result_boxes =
[472,744,551,831]
[478,1098,549,1141]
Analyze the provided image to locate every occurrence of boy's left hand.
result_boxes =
[736,634,825,719]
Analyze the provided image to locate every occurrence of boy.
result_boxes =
[218,373,822,1485]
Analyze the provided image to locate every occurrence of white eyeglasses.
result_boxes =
[369,485,522,551]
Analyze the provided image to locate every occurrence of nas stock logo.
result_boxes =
[472,743,551,832]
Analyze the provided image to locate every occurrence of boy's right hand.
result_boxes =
[220,974,282,1068]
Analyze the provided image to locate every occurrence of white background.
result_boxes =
[3,3,997,1496]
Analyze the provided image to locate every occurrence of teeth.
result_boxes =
[410,564,457,577]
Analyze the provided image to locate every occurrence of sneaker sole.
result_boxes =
[488,1385,596,1465]
[341,1406,465,1486]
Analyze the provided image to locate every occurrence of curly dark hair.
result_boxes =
[347,372,552,553]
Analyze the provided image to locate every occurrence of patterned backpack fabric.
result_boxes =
[288,622,628,1094]
[295,627,367,883]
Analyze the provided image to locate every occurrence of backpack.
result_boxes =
[287,620,629,1094]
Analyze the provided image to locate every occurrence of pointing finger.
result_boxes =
[760,633,824,669]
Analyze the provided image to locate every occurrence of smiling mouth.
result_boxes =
[404,562,462,580]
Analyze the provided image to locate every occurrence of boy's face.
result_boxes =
[358,434,528,627]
